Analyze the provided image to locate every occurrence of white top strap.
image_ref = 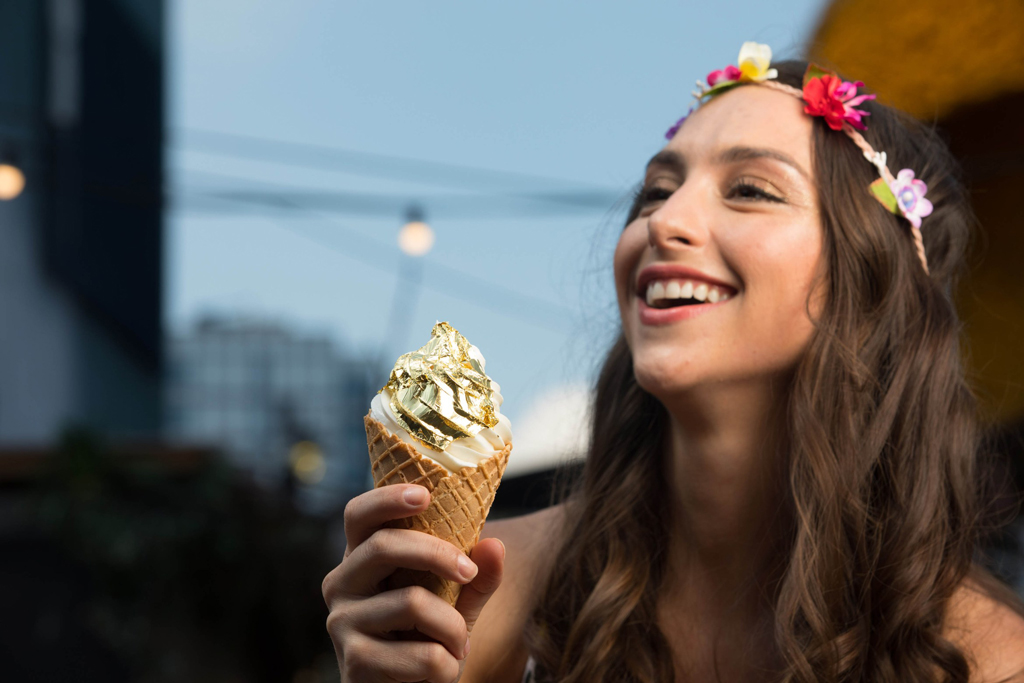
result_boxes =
[521,655,538,683]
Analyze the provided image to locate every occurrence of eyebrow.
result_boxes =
[644,146,810,180]
[716,146,809,179]
[645,150,685,175]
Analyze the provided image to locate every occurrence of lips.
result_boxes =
[635,263,738,298]
[637,294,732,325]
[633,263,739,326]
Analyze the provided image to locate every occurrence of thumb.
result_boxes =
[455,537,505,633]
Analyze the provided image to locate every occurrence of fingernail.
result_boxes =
[403,487,426,506]
[497,539,506,559]
[457,554,478,582]
[463,637,471,659]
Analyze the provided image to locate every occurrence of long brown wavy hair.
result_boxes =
[524,60,1014,682]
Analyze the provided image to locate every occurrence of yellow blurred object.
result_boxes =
[0,164,25,200]
[288,441,326,485]
[810,0,1024,120]
[398,220,435,257]
[812,0,1024,423]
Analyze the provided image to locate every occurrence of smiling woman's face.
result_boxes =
[614,85,824,400]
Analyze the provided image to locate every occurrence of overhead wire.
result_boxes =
[171,127,621,197]
[168,192,577,333]
[167,131,633,332]
[173,180,621,220]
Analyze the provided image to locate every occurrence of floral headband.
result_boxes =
[665,42,931,274]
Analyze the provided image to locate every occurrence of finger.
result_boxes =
[348,586,468,660]
[343,632,459,683]
[455,537,505,634]
[343,485,430,556]
[340,528,479,597]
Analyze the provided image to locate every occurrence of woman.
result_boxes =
[322,50,1024,682]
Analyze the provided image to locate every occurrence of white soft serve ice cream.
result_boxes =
[370,386,512,471]
[370,322,513,473]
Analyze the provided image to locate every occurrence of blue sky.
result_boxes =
[167,0,825,427]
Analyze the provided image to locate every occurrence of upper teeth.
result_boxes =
[645,279,731,307]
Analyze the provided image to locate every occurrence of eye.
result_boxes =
[643,187,673,203]
[636,185,674,208]
[726,178,784,203]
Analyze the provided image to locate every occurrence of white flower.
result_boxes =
[863,150,888,176]
[737,42,778,82]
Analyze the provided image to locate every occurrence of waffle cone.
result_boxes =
[364,413,511,606]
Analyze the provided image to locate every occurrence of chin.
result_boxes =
[631,350,704,399]
[631,344,799,404]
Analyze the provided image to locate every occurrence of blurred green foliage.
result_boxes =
[32,429,342,683]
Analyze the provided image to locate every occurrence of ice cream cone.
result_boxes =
[364,414,511,606]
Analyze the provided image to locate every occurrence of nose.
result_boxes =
[646,182,710,252]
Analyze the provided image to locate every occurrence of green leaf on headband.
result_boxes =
[803,63,833,87]
[701,81,742,100]
[869,178,899,214]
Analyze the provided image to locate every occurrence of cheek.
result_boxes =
[613,220,645,302]
[732,221,823,353]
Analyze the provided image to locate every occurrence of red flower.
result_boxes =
[802,74,847,131]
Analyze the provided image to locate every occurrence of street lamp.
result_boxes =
[398,205,434,256]
[379,205,433,382]
[0,146,25,201]
[289,440,326,485]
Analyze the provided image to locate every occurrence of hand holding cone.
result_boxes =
[365,322,513,606]
[364,414,511,606]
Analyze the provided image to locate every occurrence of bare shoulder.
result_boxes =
[946,576,1024,682]
[461,504,569,683]
[481,503,568,570]
[479,503,569,598]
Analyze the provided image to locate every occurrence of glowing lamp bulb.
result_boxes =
[288,440,326,485]
[0,164,25,200]
[398,220,435,257]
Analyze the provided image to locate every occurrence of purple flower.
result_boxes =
[889,169,933,228]
[664,106,694,140]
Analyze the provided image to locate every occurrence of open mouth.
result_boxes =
[640,279,733,309]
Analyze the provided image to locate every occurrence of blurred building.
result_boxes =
[165,316,375,511]
[0,0,164,445]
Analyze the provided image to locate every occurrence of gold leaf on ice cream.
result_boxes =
[385,322,499,451]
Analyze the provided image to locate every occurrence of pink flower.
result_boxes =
[802,74,876,131]
[889,169,933,228]
[706,65,741,87]
[834,79,876,130]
